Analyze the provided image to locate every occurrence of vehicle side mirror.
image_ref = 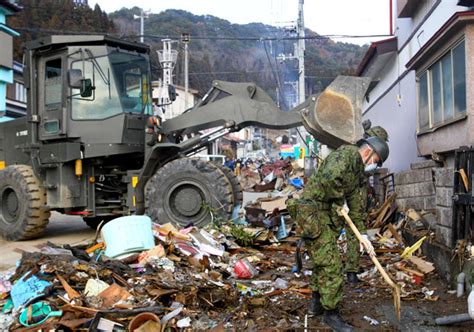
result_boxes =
[80,79,93,98]
[68,69,94,98]
[168,85,177,102]
[68,69,84,89]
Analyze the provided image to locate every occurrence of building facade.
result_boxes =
[0,0,20,121]
[3,60,26,121]
[358,0,474,281]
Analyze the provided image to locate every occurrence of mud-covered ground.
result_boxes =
[213,244,472,331]
[3,233,470,331]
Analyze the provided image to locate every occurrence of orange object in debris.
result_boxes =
[128,312,161,332]
[137,244,166,264]
[86,242,105,254]
[156,223,191,240]
[98,283,132,309]
[56,273,81,300]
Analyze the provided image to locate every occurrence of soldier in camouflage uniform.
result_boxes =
[289,136,389,331]
[345,125,389,283]
[365,126,389,142]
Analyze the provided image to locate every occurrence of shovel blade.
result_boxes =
[300,76,371,148]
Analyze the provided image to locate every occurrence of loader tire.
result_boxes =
[146,158,233,228]
[0,165,50,241]
[216,164,243,207]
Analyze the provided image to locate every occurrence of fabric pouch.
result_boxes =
[287,198,321,239]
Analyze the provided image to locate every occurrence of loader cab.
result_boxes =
[28,36,152,157]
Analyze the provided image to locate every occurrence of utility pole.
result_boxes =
[276,0,305,146]
[297,0,306,104]
[157,39,178,118]
[181,33,190,110]
[134,8,150,43]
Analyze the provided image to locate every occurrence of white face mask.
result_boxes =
[363,150,378,174]
[364,163,378,173]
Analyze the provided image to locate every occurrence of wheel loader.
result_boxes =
[0,35,371,240]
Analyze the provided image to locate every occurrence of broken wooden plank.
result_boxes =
[460,168,469,192]
[56,273,81,300]
[387,223,403,245]
[408,256,435,274]
[396,265,424,277]
[372,194,397,228]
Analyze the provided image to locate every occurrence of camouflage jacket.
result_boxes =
[302,145,367,232]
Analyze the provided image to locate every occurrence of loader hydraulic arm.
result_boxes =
[135,76,371,214]
[161,80,302,137]
[161,76,371,149]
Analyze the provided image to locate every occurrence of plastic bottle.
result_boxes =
[458,272,466,298]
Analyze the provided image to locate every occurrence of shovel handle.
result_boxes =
[339,208,398,289]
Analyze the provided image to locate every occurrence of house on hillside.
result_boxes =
[358,0,474,282]
[0,0,20,122]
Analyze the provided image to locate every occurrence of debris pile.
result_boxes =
[0,190,469,330]
[0,212,313,331]
[238,158,304,193]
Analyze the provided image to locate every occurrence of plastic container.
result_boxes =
[468,287,474,319]
[101,216,155,258]
[234,258,258,279]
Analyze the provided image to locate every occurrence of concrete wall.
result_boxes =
[394,160,438,212]
[433,167,455,248]
[394,159,455,249]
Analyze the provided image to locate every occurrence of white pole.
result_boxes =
[297,0,305,104]
[184,42,189,110]
[140,8,144,43]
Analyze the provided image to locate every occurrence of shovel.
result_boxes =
[338,207,401,321]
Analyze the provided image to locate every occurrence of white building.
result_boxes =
[151,81,199,121]
[358,0,474,172]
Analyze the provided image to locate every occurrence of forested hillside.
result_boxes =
[7,2,367,108]
[7,0,115,59]
[112,8,367,107]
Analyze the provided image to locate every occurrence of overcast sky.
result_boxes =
[88,0,391,45]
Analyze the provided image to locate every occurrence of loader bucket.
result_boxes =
[300,76,372,149]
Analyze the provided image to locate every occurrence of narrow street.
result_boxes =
[0,213,94,271]
[0,192,268,271]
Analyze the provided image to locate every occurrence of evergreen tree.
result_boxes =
[7,0,116,60]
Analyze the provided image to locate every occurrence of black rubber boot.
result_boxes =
[346,272,360,284]
[323,309,353,332]
[308,291,324,316]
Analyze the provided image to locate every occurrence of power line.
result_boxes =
[13,27,388,42]
[145,33,388,42]
[188,70,338,78]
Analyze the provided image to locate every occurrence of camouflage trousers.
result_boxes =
[306,211,344,310]
[345,228,361,273]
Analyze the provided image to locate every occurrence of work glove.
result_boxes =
[360,234,375,257]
